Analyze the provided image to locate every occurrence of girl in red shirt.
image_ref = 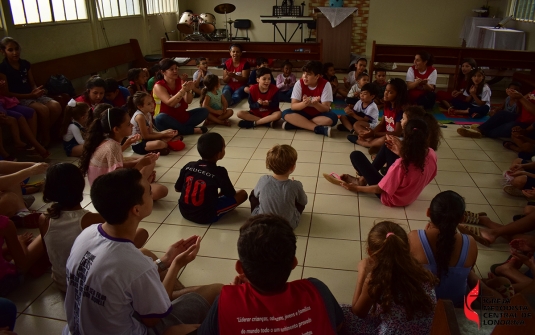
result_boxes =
[222,44,251,106]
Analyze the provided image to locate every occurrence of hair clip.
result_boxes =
[67,98,77,107]
[386,232,395,238]
[107,108,111,130]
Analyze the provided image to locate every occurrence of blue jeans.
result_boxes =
[282,109,339,127]
[278,88,293,103]
[451,100,490,118]
[478,110,525,138]
[154,108,209,135]
[0,298,16,331]
[222,85,247,106]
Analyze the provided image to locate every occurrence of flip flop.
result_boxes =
[323,173,343,185]
[457,224,491,246]
[490,255,513,276]
[341,174,359,184]
[503,185,525,197]
[462,211,487,225]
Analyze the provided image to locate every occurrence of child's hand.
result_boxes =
[257,99,263,105]
[262,100,269,106]
[311,96,320,104]
[344,106,353,115]
[510,170,527,177]
[385,134,402,156]
[340,181,359,192]
[343,77,348,84]
[29,162,49,175]
[139,152,159,167]
[125,134,141,146]
[469,85,477,95]
[522,188,535,200]
[302,96,311,105]
[31,86,45,98]
[359,128,373,139]
[163,129,178,138]
[172,236,201,268]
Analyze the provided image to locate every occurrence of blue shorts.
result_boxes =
[63,138,80,157]
[213,195,238,222]
[132,140,149,155]
[282,109,338,126]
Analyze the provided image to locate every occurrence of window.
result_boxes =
[96,0,141,18]
[9,0,88,25]
[146,0,178,15]
[511,0,535,22]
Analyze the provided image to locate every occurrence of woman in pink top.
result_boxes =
[334,118,437,207]
[79,107,168,200]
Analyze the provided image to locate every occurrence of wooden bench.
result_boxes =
[161,39,323,65]
[32,39,154,97]
[369,40,535,90]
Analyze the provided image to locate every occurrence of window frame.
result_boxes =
[510,0,535,23]
[95,0,142,20]
[8,0,90,26]
[145,0,178,16]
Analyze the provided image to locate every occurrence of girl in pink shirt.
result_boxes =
[332,118,437,207]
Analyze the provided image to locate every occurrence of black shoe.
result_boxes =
[199,126,208,134]
[238,120,255,129]
[347,134,358,144]
[282,121,298,131]
[337,124,350,132]
[262,122,272,128]
[314,125,331,137]
[380,167,388,176]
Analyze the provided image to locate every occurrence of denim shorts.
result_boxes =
[281,109,338,126]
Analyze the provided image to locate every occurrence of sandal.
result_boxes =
[490,256,513,276]
[462,211,487,225]
[323,173,343,185]
[503,185,525,197]
[457,127,482,138]
[340,174,359,184]
[457,224,491,246]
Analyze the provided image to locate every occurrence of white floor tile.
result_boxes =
[305,237,361,270]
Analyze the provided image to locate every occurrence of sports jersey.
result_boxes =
[292,78,331,117]
[176,160,236,224]
[382,103,403,133]
[248,84,280,118]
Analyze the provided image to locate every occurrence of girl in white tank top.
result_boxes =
[40,163,103,292]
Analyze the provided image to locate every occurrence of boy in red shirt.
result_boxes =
[104,78,130,110]
[282,61,338,137]
[237,67,281,128]
[197,214,344,334]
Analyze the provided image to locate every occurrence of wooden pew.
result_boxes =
[32,39,153,96]
[161,38,323,63]
[369,40,535,90]
[430,300,461,335]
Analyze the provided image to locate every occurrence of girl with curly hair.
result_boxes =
[342,221,438,335]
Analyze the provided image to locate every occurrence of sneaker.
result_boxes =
[337,124,350,132]
[347,134,358,144]
[282,121,298,131]
[314,126,331,137]
[238,120,255,129]
[10,211,41,229]
[457,127,482,139]
[263,122,273,128]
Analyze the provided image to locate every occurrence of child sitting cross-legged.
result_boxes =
[338,83,379,138]
[198,214,344,334]
[175,132,247,224]
[79,107,168,200]
[200,74,233,127]
[449,68,491,119]
[328,118,437,207]
[250,145,307,229]
[237,67,281,129]
[341,221,437,335]
[61,99,90,157]
[128,91,182,156]
[345,72,370,105]
[276,61,296,103]
[39,162,149,293]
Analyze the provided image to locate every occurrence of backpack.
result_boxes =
[45,74,75,97]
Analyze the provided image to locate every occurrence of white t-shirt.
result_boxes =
[291,80,333,103]
[63,121,85,145]
[463,84,492,107]
[193,69,213,87]
[353,100,379,129]
[406,67,437,86]
[63,224,171,335]
[347,83,361,98]
[130,110,152,139]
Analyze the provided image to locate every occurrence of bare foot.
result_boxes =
[494,259,522,276]
[478,216,503,230]
[356,139,371,148]
[479,227,497,244]
[357,176,367,186]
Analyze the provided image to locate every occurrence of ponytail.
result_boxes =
[367,221,437,319]
[422,113,442,151]
[79,107,127,176]
[199,87,208,106]
[400,118,429,172]
[61,100,90,135]
[127,91,150,117]
[429,191,466,279]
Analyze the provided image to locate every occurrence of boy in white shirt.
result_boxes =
[63,168,221,335]
[339,84,379,142]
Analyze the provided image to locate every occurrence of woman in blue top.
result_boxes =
[408,191,478,307]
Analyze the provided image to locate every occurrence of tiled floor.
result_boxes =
[9,98,521,333]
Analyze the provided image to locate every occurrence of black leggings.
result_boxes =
[350,151,382,198]
[372,144,400,173]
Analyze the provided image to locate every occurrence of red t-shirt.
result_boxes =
[382,102,403,133]
[156,78,189,124]
[225,59,250,91]
[75,95,98,110]
[249,84,280,118]
[218,280,336,335]
[300,77,328,117]
[379,149,437,207]
[518,90,535,124]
